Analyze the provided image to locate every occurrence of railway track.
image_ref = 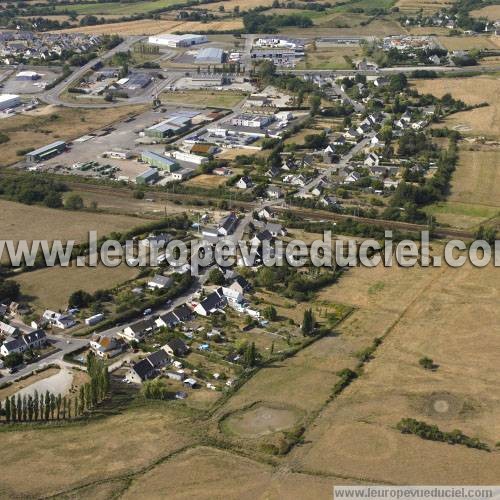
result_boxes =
[62,179,475,240]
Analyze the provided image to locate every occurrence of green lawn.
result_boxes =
[55,0,187,16]
[160,90,248,108]
[424,202,500,230]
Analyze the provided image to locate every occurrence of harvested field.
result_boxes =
[121,446,363,499]
[426,146,500,229]
[0,405,195,498]
[0,104,147,166]
[184,174,228,189]
[437,35,500,51]
[396,0,456,13]
[297,46,361,70]
[470,5,500,21]
[287,262,500,484]
[222,404,302,438]
[57,18,243,35]
[15,262,139,312]
[0,199,148,244]
[413,76,500,138]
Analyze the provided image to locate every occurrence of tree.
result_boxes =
[309,94,321,117]
[263,305,277,321]
[56,394,62,420]
[208,268,225,286]
[44,191,63,208]
[3,352,23,368]
[419,357,435,370]
[5,397,11,423]
[64,194,84,210]
[33,390,39,421]
[22,394,27,422]
[68,289,92,309]
[27,395,34,422]
[301,308,315,336]
[243,342,257,368]
[44,390,51,420]
[17,393,22,422]
[10,396,16,423]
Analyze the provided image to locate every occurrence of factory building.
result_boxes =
[167,150,208,165]
[230,114,274,129]
[195,47,224,64]
[16,71,41,81]
[141,151,180,172]
[148,34,208,48]
[136,168,159,185]
[25,140,66,163]
[144,114,193,139]
[0,94,21,111]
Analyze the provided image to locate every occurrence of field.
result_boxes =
[184,173,228,189]
[413,76,500,138]
[58,18,244,35]
[160,90,247,108]
[470,5,500,21]
[53,0,188,15]
[396,0,455,14]
[426,147,500,229]
[0,199,149,244]
[287,261,500,484]
[297,46,361,70]
[436,35,500,51]
[0,405,195,498]
[0,104,147,166]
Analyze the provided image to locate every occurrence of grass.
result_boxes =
[54,0,188,16]
[289,261,500,484]
[297,46,361,70]
[0,104,147,166]
[160,90,248,109]
[436,36,500,51]
[0,199,150,244]
[15,262,140,312]
[413,76,500,138]
[470,5,500,21]
[184,174,228,189]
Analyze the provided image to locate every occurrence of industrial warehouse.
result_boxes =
[148,33,207,48]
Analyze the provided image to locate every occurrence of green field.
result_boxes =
[54,0,186,16]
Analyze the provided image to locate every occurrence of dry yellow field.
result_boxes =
[414,76,500,138]
[121,446,365,499]
[470,5,500,21]
[0,104,147,166]
[0,199,148,244]
[58,18,243,35]
[396,0,455,14]
[184,173,228,189]
[0,406,195,498]
[15,261,140,311]
[437,35,500,51]
[287,262,500,484]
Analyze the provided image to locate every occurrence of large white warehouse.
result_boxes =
[148,33,208,48]
[0,94,21,111]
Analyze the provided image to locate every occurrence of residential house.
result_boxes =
[236,175,253,189]
[364,153,380,168]
[257,206,275,220]
[344,171,361,184]
[120,318,155,342]
[266,185,284,199]
[125,349,170,383]
[147,275,173,290]
[265,165,280,178]
[0,320,18,337]
[320,195,339,208]
[42,310,76,329]
[156,304,193,329]
[163,338,189,356]
[0,329,47,357]
[265,222,287,237]
[344,128,360,141]
[229,276,252,295]
[90,334,124,358]
[194,288,227,316]
[218,212,238,236]
[251,229,273,246]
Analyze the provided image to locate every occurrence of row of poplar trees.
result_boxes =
[1,352,110,424]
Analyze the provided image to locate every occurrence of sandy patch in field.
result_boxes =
[470,5,500,21]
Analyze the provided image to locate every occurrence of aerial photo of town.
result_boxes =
[0,0,499,498]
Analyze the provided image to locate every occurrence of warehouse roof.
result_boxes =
[195,47,224,63]
[142,151,178,165]
[26,140,66,157]
[0,93,20,103]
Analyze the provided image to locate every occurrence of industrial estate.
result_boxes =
[0,0,499,497]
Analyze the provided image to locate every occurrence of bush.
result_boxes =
[64,194,84,210]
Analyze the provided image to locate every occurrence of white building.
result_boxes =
[148,34,207,48]
[167,150,208,165]
[0,94,20,111]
